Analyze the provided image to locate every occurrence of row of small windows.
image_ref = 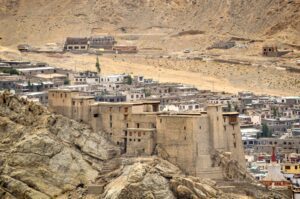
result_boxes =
[128,132,146,137]
[67,46,87,50]
[129,138,141,142]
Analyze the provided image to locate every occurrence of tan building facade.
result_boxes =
[48,89,245,179]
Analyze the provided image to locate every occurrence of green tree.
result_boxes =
[95,56,101,74]
[262,123,271,137]
[227,101,232,112]
[2,68,19,75]
[125,75,132,85]
[272,107,278,118]
[64,79,70,85]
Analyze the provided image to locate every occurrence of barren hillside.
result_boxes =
[0,0,299,47]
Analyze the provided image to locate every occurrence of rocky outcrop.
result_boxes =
[211,150,257,183]
[0,92,120,198]
[101,158,231,199]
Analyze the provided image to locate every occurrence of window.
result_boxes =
[138,132,141,137]
[110,115,112,121]
[285,166,291,170]
[295,166,298,169]
[136,123,140,128]
[110,122,112,128]
[138,139,141,142]
[129,132,132,136]
[124,115,128,120]
[184,126,186,130]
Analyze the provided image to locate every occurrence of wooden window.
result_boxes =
[229,116,237,123]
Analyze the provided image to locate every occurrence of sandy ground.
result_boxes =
[1,47,299,96]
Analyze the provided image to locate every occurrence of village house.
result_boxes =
[20,91,49,104]
[0,60,31,69]
[0,74,24,90]
[100,74,129,84]
[14,81,55,93]
[48,89,245,179]
[32,73,67,87]
[262,46,279,57]
[261,117,300,135]
[17,66,57,77]
[72,71,100,85]
[123,89,145,102]
[64,37,89,51]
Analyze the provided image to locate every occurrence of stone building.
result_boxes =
[89,36,116,49]
[0,75,24,90]
[261,117,300,134]
[64,37,89,51]
[17,66,56,77]
[48,89,245,179]
[72,71,100,85]
[262,46,279,57]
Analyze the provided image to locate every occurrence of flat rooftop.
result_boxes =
[34,73,66,78]
[91,101,160,106]
[17,66,55,72]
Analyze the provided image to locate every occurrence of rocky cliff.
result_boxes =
[0,92,290,198]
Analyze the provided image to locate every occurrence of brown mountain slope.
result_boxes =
[0,0,299,46]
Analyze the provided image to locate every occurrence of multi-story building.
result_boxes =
[72,71,100,85]
[261,117,300,134]
[48,89,245,179]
